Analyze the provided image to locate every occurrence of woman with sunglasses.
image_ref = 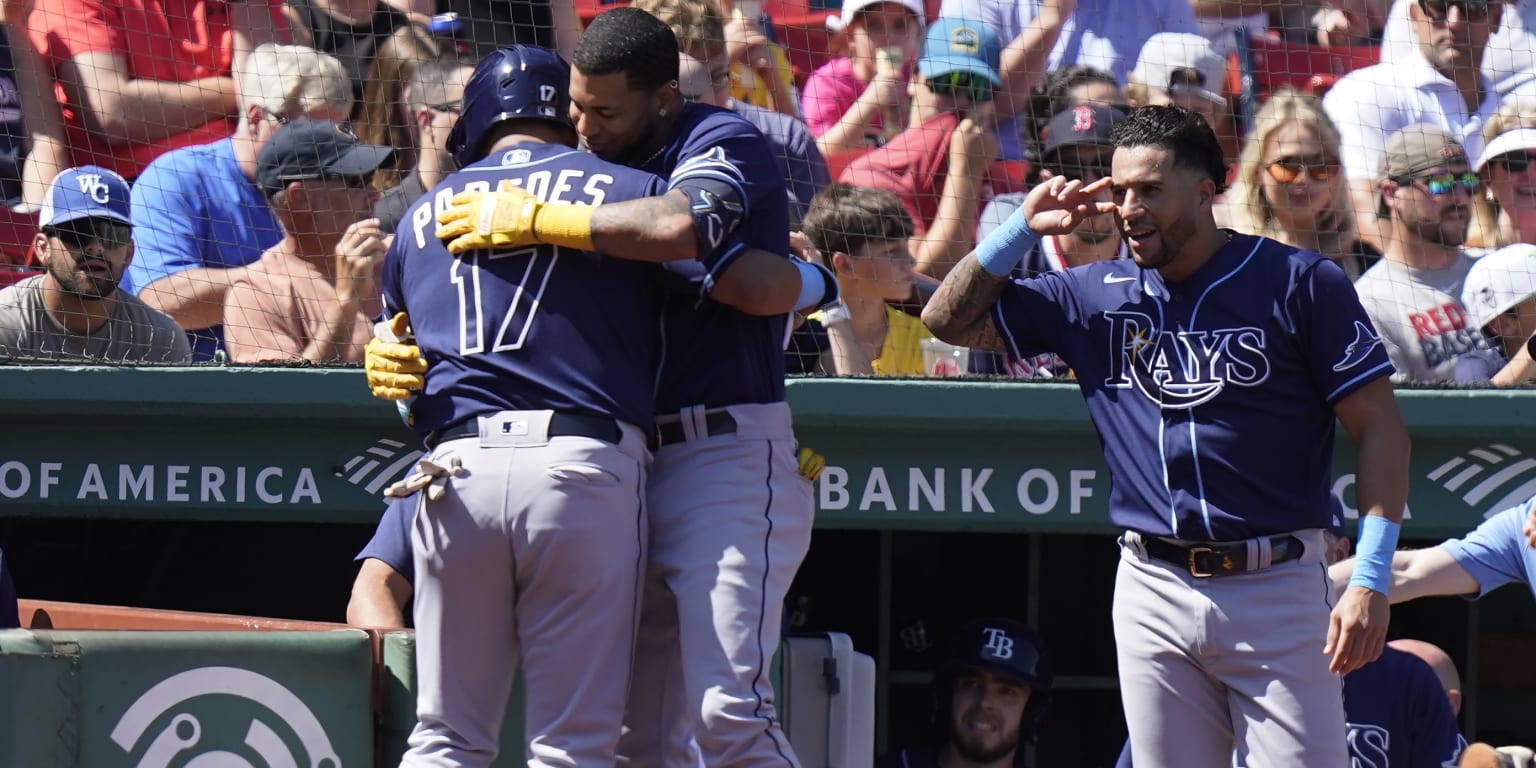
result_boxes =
[1470,95,1536,249]
[1217,88,1378,279]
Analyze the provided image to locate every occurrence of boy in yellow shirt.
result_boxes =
[801,183,928,375]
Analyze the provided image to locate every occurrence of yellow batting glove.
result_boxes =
[797,447,826,483]
[435,180,596,254]
[365,312,428,401]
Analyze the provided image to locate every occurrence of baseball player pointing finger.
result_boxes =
[924,105,1411,767]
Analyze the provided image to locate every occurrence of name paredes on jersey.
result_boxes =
[410,153,616,249]
[1104,311,1270,409]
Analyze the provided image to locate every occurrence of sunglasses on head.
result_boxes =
[1397,171,1481,196]
[47,218,131,251]
[1493,152,1535,174]
[928,71,993,102]
[1417,0,1493,22]
[1265,158,1340,184]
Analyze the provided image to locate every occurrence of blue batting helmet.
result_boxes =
[447,45,574,167]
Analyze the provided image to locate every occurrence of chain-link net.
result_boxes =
[0,0,1531,385]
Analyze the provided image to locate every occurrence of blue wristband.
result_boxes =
[1348,515,1401,595]
[976,209,1040,277]
[793,259,838,311]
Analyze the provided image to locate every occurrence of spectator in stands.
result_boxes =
[640,0,829,225]
[346,495,414,628]
[1126,33,1231,151]
[1217,87,1379,279]
[222,120,393,363]
[719,0,799,118]
[1354,123,1504,382]
[840,18,1005,280]
[1323,0,1507,250]
[1190,0,1387,49]
[1383,0,1536,99]
[0,166,191,362]
[26,0,283,180]
[971,103,1127,378]
[1472,94,1536,249]
[1459,243,1536,372]
[283,0,418,116]
[434,0,582,62]
[803,0,922,163]
[798,184,925,375]
[2,0,66,211]
[372,51,472,233]
[126,44,353,362]
[357,21,439,192]
[936,0,1199,161]
[1020,64,1124,163]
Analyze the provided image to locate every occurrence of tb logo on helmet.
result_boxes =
[981,627,1014,660]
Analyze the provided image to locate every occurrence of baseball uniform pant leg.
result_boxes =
[639,403,812,768]
[403,420,649,768]
[1113,533,1239,768]
[1210,530,1347,768]
[620,566,704,768]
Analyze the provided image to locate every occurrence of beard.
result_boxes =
[47,258,118,300]
[1412,206,1469,247]
[951,724,1020,765]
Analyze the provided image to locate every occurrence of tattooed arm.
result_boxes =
[921,252,1010,352]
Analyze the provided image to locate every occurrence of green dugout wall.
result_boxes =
[0,367,1532,761]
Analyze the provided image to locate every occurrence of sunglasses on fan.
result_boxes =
[927,71,993,102]
[1265,158,1340,184]
[1395,171,1481,196]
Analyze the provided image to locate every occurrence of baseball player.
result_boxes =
[378,45,670,768]
[878,618,1052,768]
[366,10,838,768]
[1113,511,1466,768]
[923,104,1410,767]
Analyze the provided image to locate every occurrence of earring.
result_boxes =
[659,108,668,117]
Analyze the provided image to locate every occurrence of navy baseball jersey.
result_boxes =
[994,233,1393,541]
[1342,646,1463,768]
[382,142,668,434]
[638,102,793,413]
[355,496,415,583]
[970,234,1129,377]
[1439,497,1536,601]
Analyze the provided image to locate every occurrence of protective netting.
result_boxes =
[0,0,1531,386]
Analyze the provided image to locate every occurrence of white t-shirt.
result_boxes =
[0,275,192,363]
[1380,0,1536,99]
[1353,253,1504,383]
[1322,51,1502,183]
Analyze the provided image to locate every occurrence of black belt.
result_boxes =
[654,410,738,448]
[426,412,623,450]
[1143,535,1305,579]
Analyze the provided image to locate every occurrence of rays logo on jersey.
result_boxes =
[1333,320,1383,372]
[1103,311,1271,409]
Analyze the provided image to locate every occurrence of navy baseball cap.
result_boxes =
[918,18,1001,87]
[1040,103,1129,160]
[256,120,395,197]
[39,165,132,229]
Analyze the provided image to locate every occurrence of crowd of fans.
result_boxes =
[1,0,1535,387]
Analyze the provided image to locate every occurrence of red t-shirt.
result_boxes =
[838,110,1025,235]
[29,0,278,178]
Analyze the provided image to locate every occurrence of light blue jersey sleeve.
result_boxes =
[1437,499,1536,600]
